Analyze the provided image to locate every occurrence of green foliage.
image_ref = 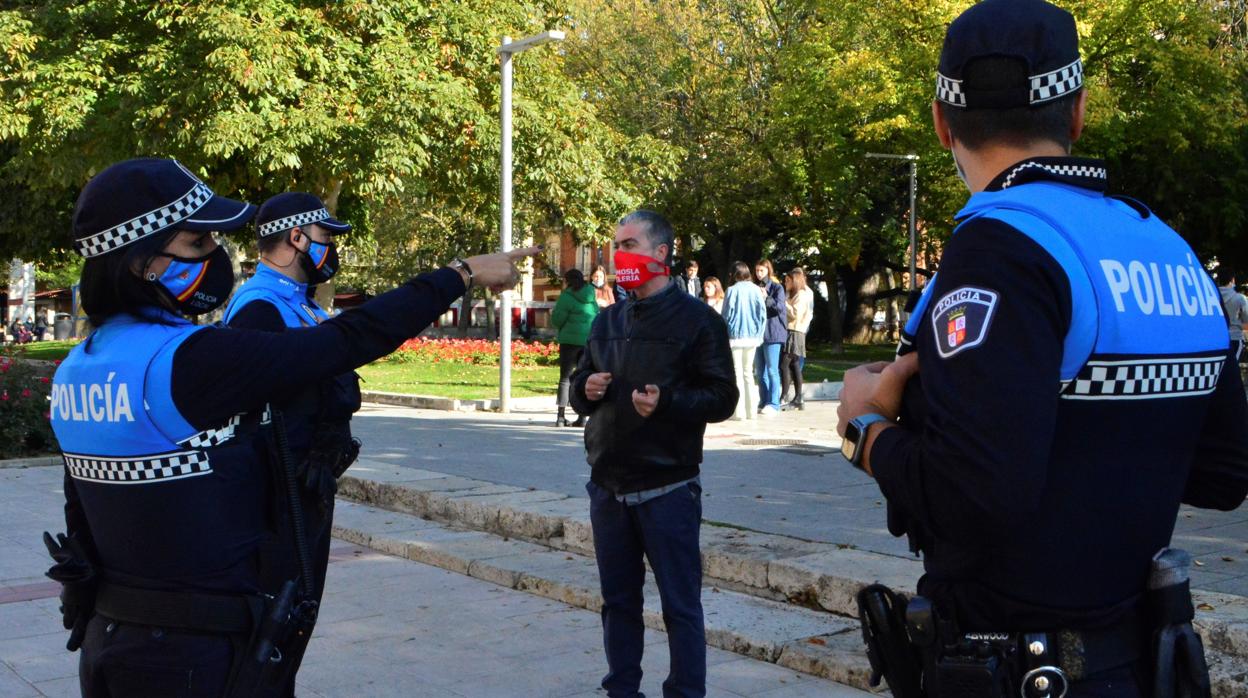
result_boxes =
[0,355,57,458]
[0,1,664,281]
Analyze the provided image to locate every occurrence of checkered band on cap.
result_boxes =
[258,208,331,238]
[936,73,966,107]
[75,181,215,259]
[1030,58,1083,105]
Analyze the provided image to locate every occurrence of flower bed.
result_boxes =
[0,356,58,459]
[385,338,559,367]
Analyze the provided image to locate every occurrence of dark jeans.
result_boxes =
[587,480,705,698]
[559,344,584,407]
[779,351,803,403]
[80,614,236,698]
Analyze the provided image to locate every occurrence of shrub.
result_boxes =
[0,355,58,459]
[384,338,559,367]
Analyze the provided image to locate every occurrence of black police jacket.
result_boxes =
[570,280,738,495]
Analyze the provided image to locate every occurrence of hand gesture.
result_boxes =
[632,384,661,418]
[585,372,612,401]
[463,245,543,292]
[835,353,919,438]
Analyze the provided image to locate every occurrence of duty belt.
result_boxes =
[95,582,255,635]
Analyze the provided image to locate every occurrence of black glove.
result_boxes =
[42,531,97,652]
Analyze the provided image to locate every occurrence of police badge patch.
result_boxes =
[931,286,999,358]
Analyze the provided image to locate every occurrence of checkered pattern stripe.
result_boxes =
[75,183,215,258]
[178,414,241,449]
[1002,161,1107,189]
[935,73,966,107]
[258,208,330,238]
[1030,59,1083,104]
[63,451,211,485]
[1062,355,1225,400]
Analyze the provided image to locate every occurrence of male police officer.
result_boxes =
[223,192,357,695]
[836,1,1248,696]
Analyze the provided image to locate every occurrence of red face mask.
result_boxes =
[613,250,670,290]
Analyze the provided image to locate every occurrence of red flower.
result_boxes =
[40,376,50,384]
[20,389,31,398]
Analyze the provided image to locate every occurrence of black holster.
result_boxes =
[1148,548,1211,698]
[857,584,924,698]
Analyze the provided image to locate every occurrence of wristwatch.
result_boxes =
[448,258,474,289]
[841,413,891,468]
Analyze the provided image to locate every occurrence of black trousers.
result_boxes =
[80,614,237,698]
[558,344,584,408]
[779,351,803,402]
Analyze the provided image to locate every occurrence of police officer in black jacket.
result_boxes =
[43,157,536,697]
[570,210,737,698]
[836,2,1248,696]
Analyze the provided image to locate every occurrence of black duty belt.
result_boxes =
[95,582,255,635]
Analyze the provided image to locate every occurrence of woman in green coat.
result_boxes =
[551,268,599,426]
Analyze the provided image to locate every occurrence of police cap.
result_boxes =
[255,192,352,239]
[72,158,256,258]
[936,0,1083,111]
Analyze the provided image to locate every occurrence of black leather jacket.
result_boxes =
[570,281,738,494]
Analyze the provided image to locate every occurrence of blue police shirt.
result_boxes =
[872,157,1248,631]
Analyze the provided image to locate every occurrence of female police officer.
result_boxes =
[43,158,533,697]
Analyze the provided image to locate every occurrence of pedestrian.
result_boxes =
[702,276,724,314]
[591,264,616,309]
[723,262,766,421]
[780,268,813,410]
[570,210,737,698]
[41,157,535,698]
[753,259,787,415]
[551,267,598,427]
[1217,269,1248,359]
[837,2,1248,696]
[220,191,358,696]
[682,259,701,297]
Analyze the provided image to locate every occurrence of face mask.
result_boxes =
[591,279,604,288]
[149,245,234,315]
[299,239,339,285]
[951,148,970,192]
[613,250,670,291]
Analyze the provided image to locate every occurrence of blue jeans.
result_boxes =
[587,480,705,698]
[754,342,783,409]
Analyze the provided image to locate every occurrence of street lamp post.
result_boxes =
[865,153,920,293]
[498,30,564,413]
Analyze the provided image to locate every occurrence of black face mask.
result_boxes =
[299,238,339,285]
[148,245,235,315]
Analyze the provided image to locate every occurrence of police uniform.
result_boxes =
[46,159,467,697]
[222,194,360,696]
[858,2,1248,696]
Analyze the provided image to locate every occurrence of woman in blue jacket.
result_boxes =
[722,262,767,420]
[753,259,788,415]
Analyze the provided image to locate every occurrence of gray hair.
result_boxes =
[619,210,674,265]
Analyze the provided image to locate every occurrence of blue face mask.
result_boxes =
[149,245,235,315]
[300,239,339,285]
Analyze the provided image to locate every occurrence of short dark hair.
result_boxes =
[732,261,752,282]
[256,228,289,256]
[619,210,675,265]
[939,56,1080,151]
[1217,268,1237,286]
[564,267,585,289]
[79,228,177,326]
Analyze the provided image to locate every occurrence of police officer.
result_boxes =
[222,192,358,696]
[43,157,535,697]
[836,1,1248,696]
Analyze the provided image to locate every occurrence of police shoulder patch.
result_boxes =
[930,286,999,358]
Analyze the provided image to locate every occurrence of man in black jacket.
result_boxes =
[570,210,737,698]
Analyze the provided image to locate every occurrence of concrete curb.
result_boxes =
[336,460,1248,666]
[0,455,60,470]
[361,391,495,412]
[331,499,1248,697]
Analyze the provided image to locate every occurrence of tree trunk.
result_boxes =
[846,269,881,344]
[822,264,844,353]
[457,286,473,338]
[315,179,345,315]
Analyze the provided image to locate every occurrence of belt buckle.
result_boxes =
[1020,665,1068,698]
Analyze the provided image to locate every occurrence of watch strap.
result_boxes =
[847,413,891,467]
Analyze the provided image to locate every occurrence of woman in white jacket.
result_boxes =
[781,267,814,410]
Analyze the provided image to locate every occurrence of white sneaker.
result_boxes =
[760,405,780,416]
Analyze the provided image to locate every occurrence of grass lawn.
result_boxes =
[358,361,559,400]
[802,342,896,383]
[4,339,79,361]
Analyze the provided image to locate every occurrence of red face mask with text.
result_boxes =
[613,250,670,290]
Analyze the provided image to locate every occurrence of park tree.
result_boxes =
[0,0,666,293]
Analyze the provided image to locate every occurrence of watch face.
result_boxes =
[841,420,863,462]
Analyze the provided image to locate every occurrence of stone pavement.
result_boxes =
[349,400,1248,595]
[0,466,872,697]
